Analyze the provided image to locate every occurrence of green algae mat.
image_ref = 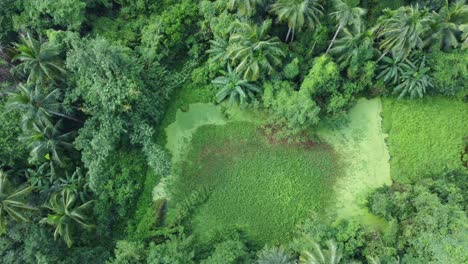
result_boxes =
[319,98,391,228]
[162,99,393,244]
[382,97,468,182]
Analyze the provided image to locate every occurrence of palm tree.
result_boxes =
[20,120,75,166]
[270,0,324,42]
[6,83,77,130]
[326,0,367,54]
[0,170,36,235]
[227,20,286,81]
[228,0,265,16]
[12,33,65,84]
[329,25,374,67]
[299,240,342,264]
[376,54,409,84]
[41,189,93,247]
[257,246,297,264]
[207,34,229,63]
[376,5,431,60]
[426,1,468,50]
[394,55,432,98]
[212,64,261,105]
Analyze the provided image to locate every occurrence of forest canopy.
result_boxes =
[0,0,466,263]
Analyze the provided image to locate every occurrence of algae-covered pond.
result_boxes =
[160,98,392,244]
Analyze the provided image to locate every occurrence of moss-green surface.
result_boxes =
[319,98,392,229]
[382,97,468,182]
[169,121,339,245]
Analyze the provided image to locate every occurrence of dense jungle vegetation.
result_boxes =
[0,0,467,263]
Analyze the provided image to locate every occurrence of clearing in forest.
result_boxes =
[163,99,393,245]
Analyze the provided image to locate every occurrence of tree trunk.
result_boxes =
[290,29,295,43]
[326,24,343,55]
[285,27,292,43]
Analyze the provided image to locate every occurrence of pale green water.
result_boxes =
[165,103,227,163]
[318,98,392,229]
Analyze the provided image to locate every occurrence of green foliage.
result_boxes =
[427,49,468,95]
[0,101,28,168]
[15,0,86,31]
[367,171,468,263]
[299,240,343,264]
[7,83,67,130]
[212,65,261,105]
[382,97,468,182]
[263,80,320,138]
[228,0,265,16]
[377,5,431,59]
[13,33,65,84]
[425,1,468,50]
[301,56,360,117]
[393,55,433,98]
[270,0,324,42]
[20,120,75,166]
[226,20,286,81]
[139,0,200,63]
[170,122,339,244]
[41,189,94,248]
[201,239,251,264]
[257,246,295,264]
[0,171,35,235]
[108,240,147,264]
[146,235,196,264]
[282,58,300,80]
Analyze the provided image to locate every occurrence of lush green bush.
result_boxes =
[382,97,468,182]
[427,49,468,96]
[367,170,468,263]
[0,100,28,168]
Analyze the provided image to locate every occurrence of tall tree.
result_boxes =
[227,20,286,81]
[228,0,265,16]
[20,120,75,166]
[376,5,431,60]
[41,189,93,247]
[426,1,468,50]
[212,64,260,105]
[7,83,77,130]
[300,240,342,264]
[0,170,36,235]
[329,25,374,67]
[326,0,366,54]
[270,0,324,42]
[12,33,65,84]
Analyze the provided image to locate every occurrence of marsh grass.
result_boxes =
[169,122,340,245]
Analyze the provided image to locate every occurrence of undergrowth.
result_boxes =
[382,96,468,182]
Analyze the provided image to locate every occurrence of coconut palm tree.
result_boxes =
[227,20,286,81]
[326,0,367,54]
[257,246,297,264]
[376,5,432,60]
[20,120,75,166]
[299,240,342,264]
[207,34,229,63]
[0,170,36,235]
[212,64,261,105]
[6,83,75,130]
[329,25,374,67]
[228,0,265,16]
[270,0,324,42]
[426,1,468,50]
[394,55,432,98]
[376,54,410,84]
[41,189,93,247]
[12,33,65,84]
